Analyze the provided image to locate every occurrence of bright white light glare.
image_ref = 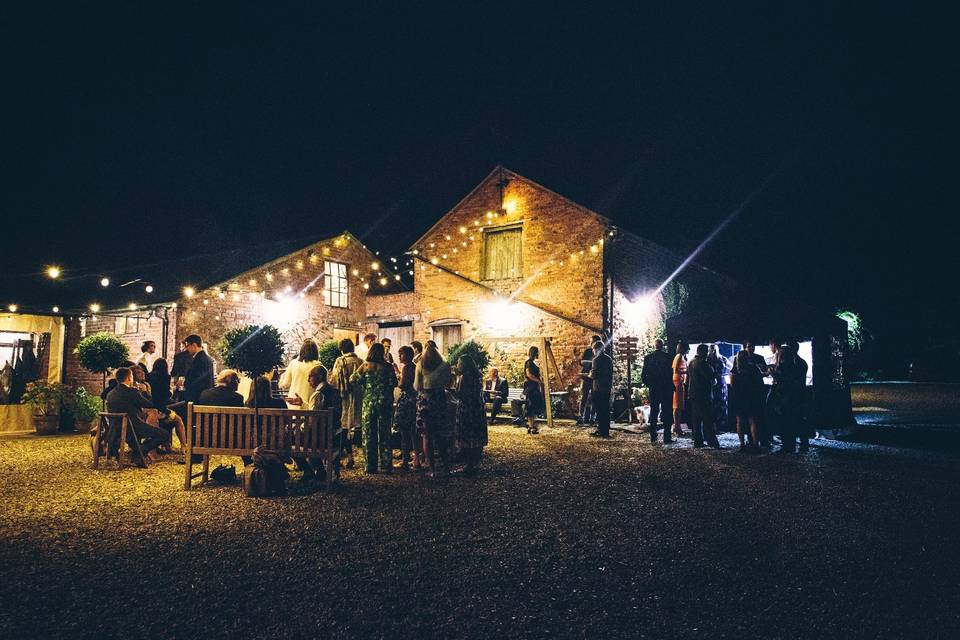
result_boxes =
[622,294,657,328]
[183,286,195,298]
[8,304,18,313]
[145,285,154,293]
[52,306,59,313]
[46,266,61,279]
[100,277,110,287]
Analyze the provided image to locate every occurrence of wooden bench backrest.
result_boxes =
[186,404,332,456]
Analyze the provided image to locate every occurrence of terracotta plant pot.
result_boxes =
[76,419,97,434]
[33,414,60,435]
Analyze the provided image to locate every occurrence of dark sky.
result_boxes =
[2,3,956,371]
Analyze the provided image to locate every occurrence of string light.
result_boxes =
[46,266,61,279]
[145,285,154,293]
[371,261,380,270]
[52,306,59,313]
[183,286,196,298]
[128,303,137,310]
[8,304,17,313]
[89,303,101,313]
[100,277,110,287]
[379,277,388,286]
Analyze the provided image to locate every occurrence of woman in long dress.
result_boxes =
[330,338,363,469]
[415,343,453,478]
[523,345,544,435]
[393,345,420,471]
[454,355,487,476]
[672,342,689,438]
[350,342,397,474]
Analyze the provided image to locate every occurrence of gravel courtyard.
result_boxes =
[1,426,958,639]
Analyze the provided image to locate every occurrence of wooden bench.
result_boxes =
[184,403,336,491]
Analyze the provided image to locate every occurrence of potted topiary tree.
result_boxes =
[21,381,67,435]
[318,339,341,371]
[446,339,491,373]
[71,386,103,433]
[74,332,130,392]
[215,325,285,413]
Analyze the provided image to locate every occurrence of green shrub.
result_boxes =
[446,340,491,374]
[216,324,285,379]
[71,387,103,422]
[318,340,341,371]
[74,333,129,377]
[21,381,66,415]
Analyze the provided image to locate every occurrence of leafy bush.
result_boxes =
[216,324,285,379]
[446,340,491,374]
[71,387,103,422]
[21,381,66,415]
[491,345,525,387]
[318,340,341,371]
[74,333,129,376]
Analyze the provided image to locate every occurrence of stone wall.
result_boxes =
[174,234,377,367]
[407,169,610,387]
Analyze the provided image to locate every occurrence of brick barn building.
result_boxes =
[60,166,851,427]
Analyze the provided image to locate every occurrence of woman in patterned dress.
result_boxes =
[350,342,397,474]
[415,343,452,478]
[523,346,545,434]
[454,355,487,476]
[393,345,420,471]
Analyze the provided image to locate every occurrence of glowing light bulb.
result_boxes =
[100,277,110,287]
[52,306,59,313]
[183,286,195,298]
[8,304,17,312]
[394,274,401,281]
[379,277,388,286]
[128,303,137,310]
[363,283,370,290]
[89,303,101,313]
[371,261,380,270]
[145,285,154,293]
[352,268,360,276]
[459,226,467,234]
[46,266,61,279]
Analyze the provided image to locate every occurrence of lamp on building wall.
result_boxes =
[621,293,658,330]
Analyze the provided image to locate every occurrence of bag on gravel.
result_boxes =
[243,447,289,497]
[210,464,237,484]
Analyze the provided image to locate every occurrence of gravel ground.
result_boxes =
[1,427,959,640]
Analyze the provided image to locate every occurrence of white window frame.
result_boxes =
[323,260,349,308]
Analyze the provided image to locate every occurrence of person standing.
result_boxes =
[279,339,320,408]
[522,346,545,434]
[330,339,363,469]
[641,339,674,444]
[687,344,721,448]
[484,367,509,424]
[182,335,214,404]
[350,342,397,474]
[411,340,424,364]
[730,349,763,452]
[672,342,690,438]
[137,340,158,373]
[415,343,453,478]
[454,355,488,476]
[576,347,595,427]
[589,340,614,438]
[791,341,810,452]
[706,344,727,433]
[393,345,420,470]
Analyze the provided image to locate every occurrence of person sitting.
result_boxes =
[146,357,186,453]
[483,367,509,424]
[105,367,169,466]
[305,364,343,481]
[100,360,136,400]
[278,339,320,408]
[247,375,287,410]
[198,369,245,407]
[131,364,152,397]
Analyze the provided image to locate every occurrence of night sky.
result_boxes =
[2,4,955,374]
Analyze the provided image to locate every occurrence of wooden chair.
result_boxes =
[91,412,148,469]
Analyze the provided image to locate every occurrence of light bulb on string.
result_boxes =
[46,266,61,279]
[145,285,154,293]
[100,277,110,287]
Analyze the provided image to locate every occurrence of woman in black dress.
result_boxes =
[523,346,544,434]
[730,350,764,452]
[147,358,186,452]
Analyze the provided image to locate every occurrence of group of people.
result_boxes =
[641,337,811,453]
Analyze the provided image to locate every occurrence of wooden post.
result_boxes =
[541,338,553,429]
[183,403,193,490]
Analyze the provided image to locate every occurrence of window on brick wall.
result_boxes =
[482,225,522,280]
[323,260,348,308]
[114,316,139,335]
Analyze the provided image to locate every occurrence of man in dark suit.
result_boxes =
[642,339,675,444]
[105,367,169,465]
[182,334,214,404]
[589,340,614,438]
[687,344,721,448]
[484,367,509,423]
[197,370,245,407]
